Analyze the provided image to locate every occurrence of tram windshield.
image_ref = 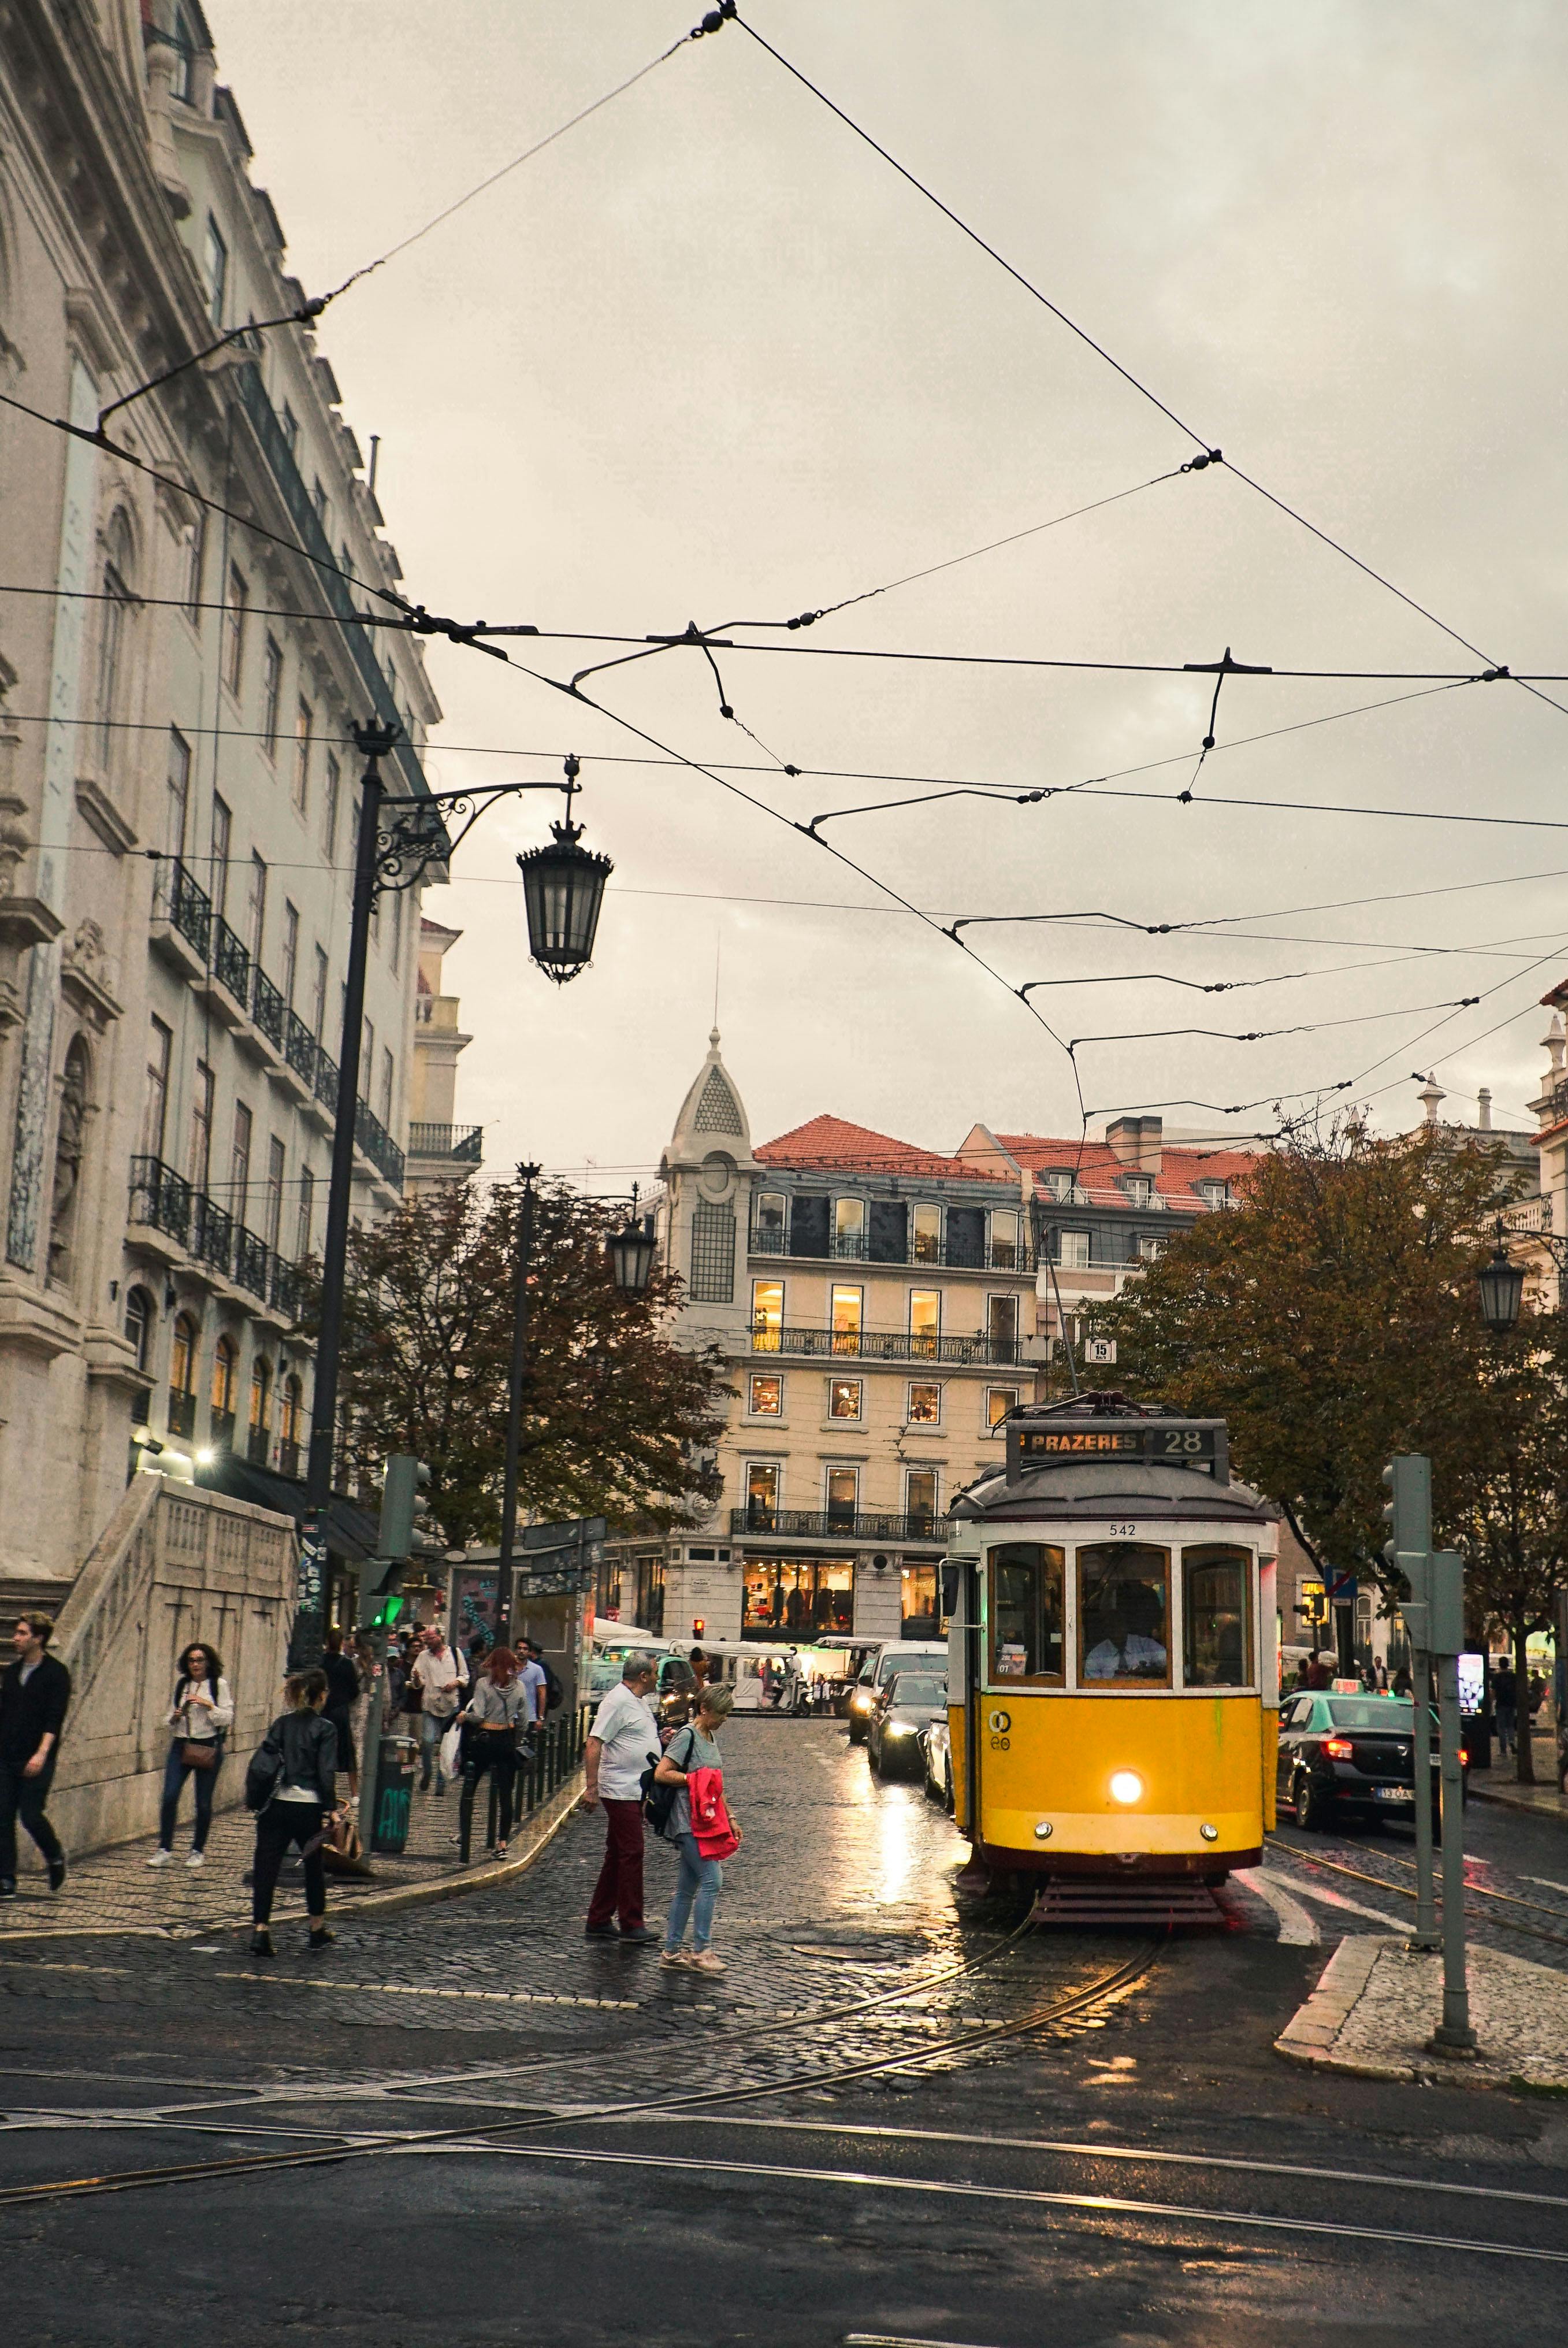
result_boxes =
[989,1542,1064,1682]
[1182,1545,1252,1687]
[1078,1544,1171,1685]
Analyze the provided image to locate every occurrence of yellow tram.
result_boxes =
[945,1394,1279,1919]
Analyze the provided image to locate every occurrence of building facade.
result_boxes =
[0,1,439,1612]
[405,916,482,1191]
[603,1037,1255,1647]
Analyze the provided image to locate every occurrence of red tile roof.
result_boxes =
[996,1133,1260,1205]
[756,1115,1009,1182]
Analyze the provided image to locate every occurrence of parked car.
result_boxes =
[868,1671,948,1780]
[1276,1692,1464,1832]
[921,1705,953,1811]
[846,1641,948,1744]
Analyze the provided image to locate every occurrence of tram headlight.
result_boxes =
[1109,1770,1144,1805]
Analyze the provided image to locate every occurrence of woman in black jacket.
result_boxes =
[249,1670,341,1958]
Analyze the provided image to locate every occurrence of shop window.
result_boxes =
[906,1381,941,1425]
[742,1557,853,1639]
[828,1377,862,1420]
[901,1559,939,1638]
[989,1542,1064,1683]
[744,1462,779,1529]
[825,1467,858,1527]
[748,1373,783,1416]
[905,1468,938,1532]
[1077,1543,1171,1685]
[830,1285,862,1353]
[1182,1545,1252,1688]
[909,1288,939,1359]
[986,1386,1017,1430]
[912,1201,942,1263]
[751,1278,783,1349]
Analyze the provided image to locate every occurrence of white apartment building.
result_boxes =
[0,1,440,1612]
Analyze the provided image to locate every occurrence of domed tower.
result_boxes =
[659,1030,762,1348]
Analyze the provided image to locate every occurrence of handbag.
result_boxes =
[180,1739,219,1771]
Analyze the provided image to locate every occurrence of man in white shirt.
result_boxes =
[410,1630,469,1794]
[517,1641,549,1734]
[582,1655,660,1945]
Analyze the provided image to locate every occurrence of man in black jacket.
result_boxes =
[0,1612,72,1896]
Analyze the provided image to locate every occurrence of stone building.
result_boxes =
[405,916,483,1191]
[0,0,440,1620]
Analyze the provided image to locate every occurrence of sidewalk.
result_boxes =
[1276,1933,1568,2091]
[1467,1730,1566,1823]
[0,1771,581,1942]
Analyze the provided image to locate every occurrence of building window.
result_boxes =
[124,1285,154,1375]
[211,1332,237,1422]
[280,402,299,454]
[906,1380,941,1425]
[359,1017,375,1099]
[908,1288,939,1358]
[987,1292,1019,1359]
[1058,1229,1091,1270]
[246,852,267,967]
[989,1208,1019,1268]
[912,1201,941,1263]
[231,1102,252,1228]
[1183,1545,1252,1689]
[1197,1179,1229,1208]
[166,728,191,858]
[322,752,341,858]
[986,1386,1017,1430]
[188,1060,214,1189]
[830,1284,863,1352]
[828,1377,862,1420]
[1121,1174,1153,1207]
[293,700,313,812]
[280,1372,303,1451]
[742,1557,852,1639]
[378,1045,394,1127]
[210,794,232,915]
[824,1467,858,1528]
[311,945,329,1040]
[906,1467,938,1532]
[753,1190,786,1251]
[94,512,135,767]
[221,564,247,695]
[203,214,228,327]
[901,1559,939,1638]
[1043,1170,1074,1203]
[748,1373,783,1416]
[989,1542,1065,1683]
[183,509,205,619]
[142,1017,172,1161]
[744,1461,779,1529]
[264,1136,286,1253]
[169,1311,199,1434]
[834,1197,865,1258]
[312,478,328,530]
[389,889,403,975]
[751,1278,783,1348]
[689,1199,736,1303]
[249,1353,274,1457]
[295,1166,315,1260]
[1139,1235,1165,1261]
[1077,1543,1171,1686]
[260,637,283,756]
[280,903,299,1010]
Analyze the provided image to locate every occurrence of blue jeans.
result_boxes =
[159,1739,223,1852]
[665,1831,723,1952]
[418,1711,455,1786]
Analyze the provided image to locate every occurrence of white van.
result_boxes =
[846,1638,948,1744]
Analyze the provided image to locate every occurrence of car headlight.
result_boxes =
[885,1722,914,1738]
[850,1691,873,1712]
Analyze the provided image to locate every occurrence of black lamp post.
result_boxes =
[289,732,608,1671]
[1477,1223,1525,1337]
[608,1184,658,1294]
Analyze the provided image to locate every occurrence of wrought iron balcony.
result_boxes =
[251,965,286,1049]
[729,1508,946,1543]
[209,1407,236,1451]
[314,1044,340,1113]
[233,1225,270,1301]
[191,1193,233,1277]
[168,1388,196,1439]
[165,859,213,958]
[213,917,250,1007]
[129,1156,193,1247]
[407,1121,483,1163]
[246,1422,270,1466]
[270,1252,302,1320]
[278,1438,302,1479]
[355,1098,406,1190]
[749,1323,1021,1366]
[284,1010,318,1087]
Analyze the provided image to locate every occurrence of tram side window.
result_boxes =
[1077,1544,1171,1685]
[988,1543,1064,1683]
[1182,1545,1253,1687]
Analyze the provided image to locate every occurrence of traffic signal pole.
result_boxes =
[1409,1643,1439,1949]
[1434,1643,1476,2050]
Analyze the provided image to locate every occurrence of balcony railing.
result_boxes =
[209,1407,236,1450]
[246,1422,269,1466]
[285,1010,318,1087]
[213,917,251,1007]
[314,1045,340,1114]
[278,1438,302,1479]
[233,1225,270,1301]
[751,1225,1031,1272]
[730,1508,945,1543]
[355,1097,406,1190]
[168,1389,196,1438]
[749,1323,1020,1366]
[408,1121,483,1164]
[129,1156,193,1247]
[164,859,213,959]
[251,965,286,1049]
[270,1252,302,1320]
[191,1193,233,1276]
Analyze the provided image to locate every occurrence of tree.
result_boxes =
[1093,1119,1561,1774]
[306,1178,727,1549]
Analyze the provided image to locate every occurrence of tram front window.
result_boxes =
[1077,1544,1171,1685]
[988,1542,1064,1682]
[1182,1545,1252,1687]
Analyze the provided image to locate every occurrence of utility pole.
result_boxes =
[1383,1455,1439,1949]
[496,1164,541,1642]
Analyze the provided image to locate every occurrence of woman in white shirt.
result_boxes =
[148,1641,235,1868]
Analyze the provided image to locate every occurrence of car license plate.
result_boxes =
[1372,1784,1414,1802]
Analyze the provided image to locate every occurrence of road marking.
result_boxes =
[1523,1876,1568,1898]
[210,1974,640,2010]
[1231,1868,1319,1945]
[0,1959,131,1977]
[1262,1865,1404,1930]
[846,2336,1004,2347]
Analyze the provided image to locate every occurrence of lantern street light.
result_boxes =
[290,726,609,1671]
[1477,1222,1526,1337]
[608,1184,658,1294]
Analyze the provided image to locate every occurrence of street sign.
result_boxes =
[1084,1337,1117,1366]
[1325,1571,1357,1603]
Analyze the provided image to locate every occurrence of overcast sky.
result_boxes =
[206,1,1568,1190]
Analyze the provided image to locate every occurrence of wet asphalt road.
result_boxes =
[1,1718,1566,2347]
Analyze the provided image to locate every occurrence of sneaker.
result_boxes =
[47,1856,66,1893]
[616,1924,659,1945]
[308,1926,336,1953]
[659,1949,690,1970]
[585,1923,618,1940]
[248,1928,274,1959]
[687,1950,726,1976]
[146,1849,173,1868]
[185,1849,206,1868]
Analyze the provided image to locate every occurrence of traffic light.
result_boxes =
[379,1455,432,1561]
[1380,1453,1431,1571]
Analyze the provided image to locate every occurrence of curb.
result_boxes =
[1468,1783,1568,1822]
[1273,1935,1462,2085]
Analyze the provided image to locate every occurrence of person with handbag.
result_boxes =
[458,1646,527,1862]
[245,1668,342,1958]
[147,1641,234,1868]
[654,1680,741,1976]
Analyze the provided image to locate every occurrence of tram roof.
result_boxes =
[950,1457,1277,1529]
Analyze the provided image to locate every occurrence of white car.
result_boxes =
[921,1707,954,1811]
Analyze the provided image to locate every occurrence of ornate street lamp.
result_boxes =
[608,1185,657,1294]
[517,756,613,984]
[1477,1223,1525,1336]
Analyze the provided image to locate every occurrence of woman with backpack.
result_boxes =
[148,1641,233,1868]
[654,1680,740,1976]
[245,1669,342,1958]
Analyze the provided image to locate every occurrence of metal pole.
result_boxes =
[1409,1647,1440,1950]
[1433,1651,1476,2049]
[356,1618,388,1858]
[292,720,395,1671]
[1045,1255,1080,1396]
[497,1164,541,1635]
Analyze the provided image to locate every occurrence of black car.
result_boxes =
[867,1671,948,1780]
[1276,1692,1465,1831]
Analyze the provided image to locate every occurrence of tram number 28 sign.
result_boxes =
[1012,1422,1220,1464]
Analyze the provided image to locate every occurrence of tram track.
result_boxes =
[0,1941,1158,2209]
[1265,1834,1568,1949]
